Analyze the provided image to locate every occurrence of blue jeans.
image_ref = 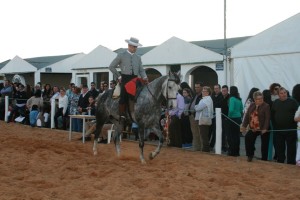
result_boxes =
[71,118,81,132]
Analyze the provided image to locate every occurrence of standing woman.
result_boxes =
[54,88,68,130]
[42,84,52,102]
[227,86,243,156]
[69,86,81,132]
[243,87,259,121]
[269,83,281,160]
[241,91,270,162]
[26,90,43,111]
[269,83,281,102]
[181,88,193,147]
[292,84,300,166]
[195,86,214,152]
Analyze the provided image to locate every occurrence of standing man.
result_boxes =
[110,80,117,90]
[220,85,230,152]
[77,85,91,131]
[209,84,223,150]
[271,87,298,164]
[188,81,203,151]
[109,37,148,119]
[89,82,99,99]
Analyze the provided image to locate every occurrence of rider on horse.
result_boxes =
[109,37,148,120]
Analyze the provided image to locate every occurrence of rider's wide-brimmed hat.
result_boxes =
[125,37,142,47]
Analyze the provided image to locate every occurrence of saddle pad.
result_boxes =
[125,77,143,96]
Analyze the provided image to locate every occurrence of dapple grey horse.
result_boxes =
[93,73,180,164]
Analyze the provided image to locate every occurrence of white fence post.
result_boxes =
[4,96,9,122]
[215,108,222,155]
[51,99,55,129]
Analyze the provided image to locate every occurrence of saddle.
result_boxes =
[125,77,144,101]
[125,78,145,122]
[112,78,144,101]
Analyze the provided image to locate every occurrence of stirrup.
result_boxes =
[119,115,126,123]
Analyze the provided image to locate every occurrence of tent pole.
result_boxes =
[224,0,228,85]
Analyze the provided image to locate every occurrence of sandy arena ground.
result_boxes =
[0,121,299,200]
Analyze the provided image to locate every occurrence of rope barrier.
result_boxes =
[220,113,298,133]
[180,108,298,133]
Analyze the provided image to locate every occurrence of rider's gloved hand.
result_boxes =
[143,77,149,84]
[118,76,122,83]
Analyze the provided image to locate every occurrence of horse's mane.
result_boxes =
[98,89,113,103]
[148,75,168,87]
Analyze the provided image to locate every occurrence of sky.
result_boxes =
[0,0,299,62]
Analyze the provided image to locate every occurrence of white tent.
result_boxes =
[72,45,117,69]
[142,36,223,66]
[39,53,86,73]
[0,55,36,74]
[230,13,300,102]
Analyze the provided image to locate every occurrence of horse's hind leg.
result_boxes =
[93,120,104,156]
[149,127,164,160]
[113,129,121,157]
[93,140,98,156]
[138,127,146,164]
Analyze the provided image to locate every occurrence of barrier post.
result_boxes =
[51,99,55,129]
[215,108,222,155]
[4,96,9,122]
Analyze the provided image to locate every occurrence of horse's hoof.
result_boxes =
[149,152,154,160]
[141,159,147,164]
[93,151,98,156]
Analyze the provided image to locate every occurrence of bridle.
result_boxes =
[146,76,178,108]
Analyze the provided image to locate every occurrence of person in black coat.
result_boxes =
[271,87,298,164]
[209,84,223,150]
[89,82,99,99]
[77,84,91,132]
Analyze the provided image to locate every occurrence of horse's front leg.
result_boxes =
[149,127,164,160]
[113,129,121,157]
[93,128,100,156]
[93,140,98,155]
[138,128,146,164]
[93,122,103,156]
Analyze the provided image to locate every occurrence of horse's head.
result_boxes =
[162,72,181,109]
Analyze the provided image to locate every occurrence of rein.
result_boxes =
[146,84,157,101]
[145,77,178,108]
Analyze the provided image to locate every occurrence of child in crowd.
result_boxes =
[29,105,39,127]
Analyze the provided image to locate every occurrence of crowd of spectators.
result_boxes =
[0,80,113,132]
[166,80,300,166]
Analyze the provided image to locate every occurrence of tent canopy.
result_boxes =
[231,13,300,58]
[142,36,223,66]
[230,12,300,102]
[72,45,117,69]
[0,55,36,74]
[40,53,86,73]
